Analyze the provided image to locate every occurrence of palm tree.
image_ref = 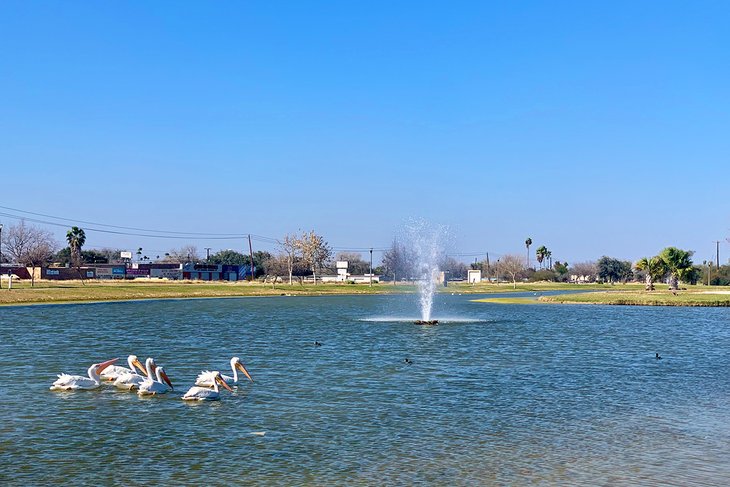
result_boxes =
[545,250,553,269]
[635,256,667,291]
[525,238,532,268]
[536,246,547,269]
[659,247,693,291]
[65,226,86,267]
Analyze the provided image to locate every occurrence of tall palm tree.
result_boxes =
[635,256,667,291]
[66,226,86,267]
[525,238,532,268]
[535,245,547,269]
[545,250,553,269]
[659,247,693,291]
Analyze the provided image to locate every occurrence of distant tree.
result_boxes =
[248,251,273,277]
[278,234,300,285]
[334,252,370,275]
[297,230,332,285]
[570,261,598,283]
[208,249,248,266]
[525,237,532,268]
[536,246,547,269]
[498,254,525,289]
[164,245,201,264]
[2,220,36,263]
[81,249,110,264]
[553,260,569,280]
[597,256,633,284]
[2,221,58,286]
[545,249,553,269]
[635,256,667,291]
[381,239,414,282]
[439,256,469,280]
[22,236,57,287]
[65,226,86,281]
[659,247,694,290]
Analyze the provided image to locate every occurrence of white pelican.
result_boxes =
[100,354,146,382]
[182,371,233,401]
[114,357,155,391]
[137,366,173,396]
[195,357,253,387]
[50,358,119,391]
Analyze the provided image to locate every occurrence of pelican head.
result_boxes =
[129,355,147,376]
[215,372,234,392]
[90,357,119,380]
[156,366,174,390]
[231,357,254,383]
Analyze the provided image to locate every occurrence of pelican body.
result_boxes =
[50,358,119,391]
[114,357,155,391]
[183,372,234,401]
[101,355,145,382]
[138,366,173,396]
[195,357,253,387]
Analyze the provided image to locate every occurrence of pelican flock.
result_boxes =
[50,354,252,404]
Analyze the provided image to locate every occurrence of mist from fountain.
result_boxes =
[405,219,447,322]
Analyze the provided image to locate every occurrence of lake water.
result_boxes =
[2,293,730,485]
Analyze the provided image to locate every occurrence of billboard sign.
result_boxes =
[120,251,133,259]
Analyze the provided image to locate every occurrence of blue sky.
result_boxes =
[2,1,729,264]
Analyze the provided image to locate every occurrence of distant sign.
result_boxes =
[120,251,132,259]
[46,269,60,276]
[151,268,182,280]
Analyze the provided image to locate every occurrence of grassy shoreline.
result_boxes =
[538,287,730,307]
[1,280,727,307]
[0,280,628,307]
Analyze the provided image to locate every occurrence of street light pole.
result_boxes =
[205,247,211,263]
[369,248,373,287]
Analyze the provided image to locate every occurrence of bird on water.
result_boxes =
[656,353,662,360]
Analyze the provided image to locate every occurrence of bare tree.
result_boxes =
[164,245,201,264]
[278,234,300,285]
[2,220,35,263]
[297,230,332,285]
[1,221,58,286]
[570,261,598,283]
[497,254,524,289]
[23,236,58,286]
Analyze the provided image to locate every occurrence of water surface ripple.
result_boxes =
[1,294,730,485]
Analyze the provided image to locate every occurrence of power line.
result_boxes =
[0,204,247,237]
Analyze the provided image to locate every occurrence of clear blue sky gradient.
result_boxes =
[2,1,729,264]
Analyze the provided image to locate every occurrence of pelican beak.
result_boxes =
[97,357,119,374]
[236,362,254,383]
[217,376,234,392]
[132,358,146,376]
[161,370,174,390]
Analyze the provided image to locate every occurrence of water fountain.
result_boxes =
[404,219,447,325]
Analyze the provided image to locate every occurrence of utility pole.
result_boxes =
[369,248,373,287]
[205,247,211,263]
[715,241,721,270]
[486,252,490,283]
[248,235,255,281]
